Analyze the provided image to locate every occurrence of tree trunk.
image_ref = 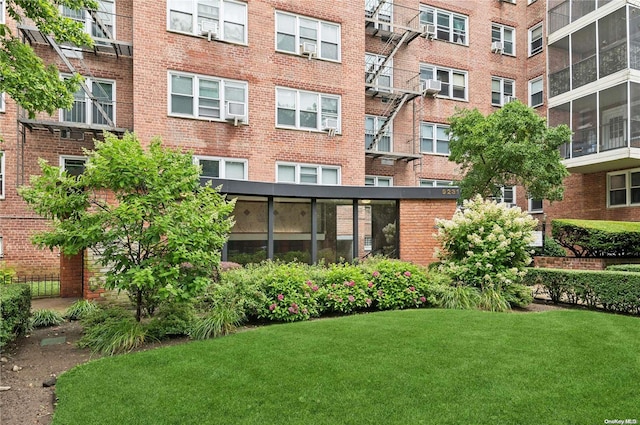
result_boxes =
[136,289,142,322]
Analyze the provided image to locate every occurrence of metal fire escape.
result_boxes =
[365,0,433,162]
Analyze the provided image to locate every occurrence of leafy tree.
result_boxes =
[19,132,236,321]
[0,0,97,118]
[447,100,571,202]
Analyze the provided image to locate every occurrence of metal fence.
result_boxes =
[1,275,61,298]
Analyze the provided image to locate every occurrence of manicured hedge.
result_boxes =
[524,267,640,314]
[0,284,32,348]
[552,219,640,257]
[606,264,640,273]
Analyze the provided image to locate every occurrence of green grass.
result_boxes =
[29,280,60,298]
[53,309,640,425]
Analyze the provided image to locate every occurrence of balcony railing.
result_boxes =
[365,0,422,40]
[365,131,421,162]
[560,119,640,159]
[365,66,422,99]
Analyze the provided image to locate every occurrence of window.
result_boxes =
[493,186,516,205]
[420,64,467,100]
[0,93,4,113]
[420,122,450,155]
[365,116,391,152]
[529,77,543,108]
[0,236,3,258]
[528,0,537,4]
[492,24,515,56]
[167,0,247,44]
[62,0,114,40]
[529,198,543,213]
[529,23,543,56]
[276,88,340,132]
[419,5,468,45]
[365,0,392,32]
[169,72,248,122]
[275,12,340,61]
[0,151,4,199]
[60,156,87,177]
[0,0,5,24]
[365,53,392,90]
[365,176,392,187]
[194,155,247,180]
[492,77,515,106]
[608,169,640,207]
[61,77,115,126]
[420,179,455,187]
[276,162,340,185]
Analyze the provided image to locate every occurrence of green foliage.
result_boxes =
[606,264,640,273]
[189,303,245,340]
[436,196,536,310]
[0,284,31,348]
[532,237,567,257]
[552,219,640,257]
[447,100,570,201]
[321,263,371,313]
[63,299,99,321]
[525,268,640,314]
[144,302,196,340]
[19,133,236,321]
[0,262,17,283]
[0,1,98,117]
[31,308,64,327]
[78,307,145,355]
[438,285,480,310]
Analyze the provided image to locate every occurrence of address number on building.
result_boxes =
[441,188,459,195]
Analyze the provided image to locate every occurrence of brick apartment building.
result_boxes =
[0,0,638,277]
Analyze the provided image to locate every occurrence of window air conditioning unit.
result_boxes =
[422,79,441,96]
[300,42,317,58]
[200,21,219,41]
[420,23,436,40]
[503,95,517,104]
[491,41,504,54]
[322,117,339,136]
[225,101,246,126]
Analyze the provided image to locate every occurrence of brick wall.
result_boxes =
[60,253,83,298]
[533,256,640,270]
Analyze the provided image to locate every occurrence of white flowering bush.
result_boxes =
[435,195,537,310]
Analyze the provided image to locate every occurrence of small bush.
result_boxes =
[0,284,31,348]
[321,263,371,314]
[552,219,640,257]
[0,263,17,284]
[80,306,133,328]
[31,309,65,328]
[64,300,99,321]
[78,309,145,355]
[190,303,244,340]
[145,302,196,340]
[438,285,480,310]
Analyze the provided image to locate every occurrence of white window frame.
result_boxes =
[493,186,516,205]
[61,0,115,40]
[275,87,341,133]
[529,77,543,108]
[0,93,5,113]
[420,179,456,187]
[193,155,248,180]
[0,151,4,199]
[168,71,248,122]
[276,162,341,185]
[0,236,3,258]
[492,23,515,56]
[365,115,392,152]
[275,11,340,62]
[528,23,543,56]
[167,0,248,44]
[528,197,543,213]
[607,169,640,208]
[492,77,515,107]
[59,155,88,177]
[419,5,468,45]
[528,0,537,4]
[365,53,392,91]
[420,122,451,155]
[365,176,393,187]
[60,76,116,126]
[0,0,5,25]
[420,64,467,101]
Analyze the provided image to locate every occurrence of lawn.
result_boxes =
[52,309,640,425]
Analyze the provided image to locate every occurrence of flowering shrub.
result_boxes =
[321,263,371,313]
[256,262,324,322]
[435,195,537,310]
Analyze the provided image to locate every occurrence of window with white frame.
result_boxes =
[365,176,392,187]
[276,162,340,185]
[420,122,450,155]
[491,77,515,106]
[193,155,247,180]
[276,88,340,132]
[62,0,114,40]
[60,156,88,177]
[0,0,5,24]
[608,169,640,207]
[529,77,543,108]
[61,77,115,126]
[492,186,516,205]
[167,0,247,44]
[365,53,392,90]
[420,179,455,187]
[169,72,248,121]
[0,236,3,258]
[0,151,4,199]
[0,93,5,113]
[492,24,515,56]
[365,0,392,31]
[365,116,391,152]
[528,0,537,4]
[529,23,543,56]
[420,64,467,100]
[529,197,543,212]
[275,12,340,61]
[419,5,468,45]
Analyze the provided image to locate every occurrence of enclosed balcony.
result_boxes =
[365,0,422,43]
[548,0,616,35]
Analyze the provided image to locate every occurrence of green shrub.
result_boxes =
[80,305,133,328]
[524,268,640,314]
[321,263,371,314]
[552,219,640,257]
[78,309,145,355]
[190,303,244,340]
[0,263,17,284]
[0,284,31,348]
[438,285,480,310]
[144,302,196,340]
[203,264,269,319]
[532,237,567,257]
[606,264,640,273]
[31,309,65,328]
[64,299,99,321]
